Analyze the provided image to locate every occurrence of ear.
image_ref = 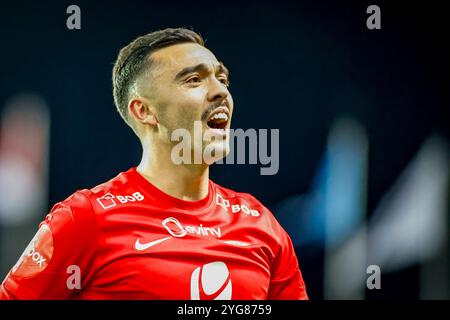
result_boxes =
[128,98,158,126]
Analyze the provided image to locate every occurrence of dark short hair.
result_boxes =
[112,27,204,125]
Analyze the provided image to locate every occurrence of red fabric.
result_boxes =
[0,167,308,300]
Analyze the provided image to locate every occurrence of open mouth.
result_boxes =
[206,108,229,130]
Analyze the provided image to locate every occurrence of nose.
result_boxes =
[206,77,229,103]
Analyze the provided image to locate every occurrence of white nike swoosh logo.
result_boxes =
[219,240,251,247]
[134,236,172,251]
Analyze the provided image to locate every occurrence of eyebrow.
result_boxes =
[174,62,229,81]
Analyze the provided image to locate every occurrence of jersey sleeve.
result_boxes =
[267,226,308,300]
[0,191,98,300]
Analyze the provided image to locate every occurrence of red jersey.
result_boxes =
[0,167,308,300]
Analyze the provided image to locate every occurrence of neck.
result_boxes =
[136,139,210,202]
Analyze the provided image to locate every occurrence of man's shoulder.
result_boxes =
[212,182,288,243]
[52,167,137,214]
[87,167,136,196]
[212,181,275,219]
[213,182,260,204]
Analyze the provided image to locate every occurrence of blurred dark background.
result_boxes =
[0,0,448,299]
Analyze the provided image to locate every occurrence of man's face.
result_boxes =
[139,42,233,164]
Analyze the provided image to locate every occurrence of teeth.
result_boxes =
[210,112,228,121]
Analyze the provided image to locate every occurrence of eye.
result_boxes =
[218,77,230,87]
[186,76,201,84]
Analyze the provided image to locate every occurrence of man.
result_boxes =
[0,28,308,299]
